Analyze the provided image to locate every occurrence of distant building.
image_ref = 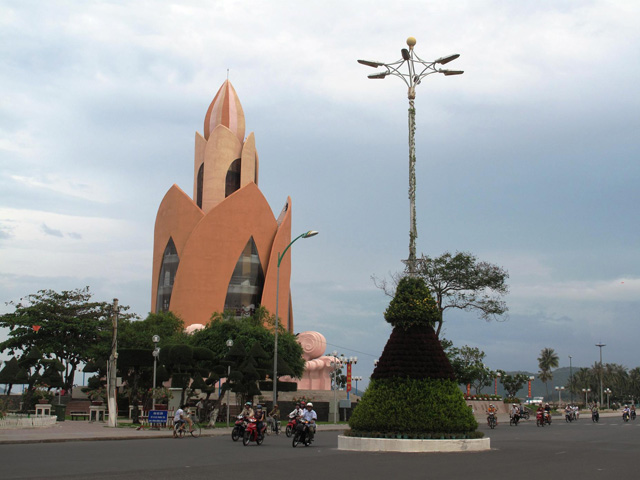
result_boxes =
[151,80,294,331]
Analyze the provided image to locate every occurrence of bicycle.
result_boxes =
[173,414,201,438]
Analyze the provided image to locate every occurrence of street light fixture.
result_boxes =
[225,338,234,427]
[358,37,463,274]
[272,230,318,407]
[152,335,160,405]
[604,388,612,410]
[555,386,565,406]
[495,372,501,396]
[353,376,363,396]
[582,388,591,407]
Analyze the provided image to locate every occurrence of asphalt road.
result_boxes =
[4,416,638,480]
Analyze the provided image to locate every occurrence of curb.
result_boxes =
[337,435,491,453]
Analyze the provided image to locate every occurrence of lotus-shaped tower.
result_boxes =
[151,80,294,330]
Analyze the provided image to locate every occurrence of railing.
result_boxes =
[0,414,58,429]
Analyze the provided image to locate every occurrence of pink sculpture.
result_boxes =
[282,331,338,390]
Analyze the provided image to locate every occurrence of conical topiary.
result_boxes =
[348,276,479,437]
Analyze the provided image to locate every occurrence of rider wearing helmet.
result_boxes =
[487,403,498,426]
[240,401,254,419]
[254,404,266,439]
[301,402,317,441]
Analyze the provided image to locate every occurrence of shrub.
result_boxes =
[349,377,478,434]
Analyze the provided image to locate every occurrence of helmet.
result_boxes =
[245,401,252,406]
[256,404,262,410]
[300,401,306,407]
[306,402,313,407]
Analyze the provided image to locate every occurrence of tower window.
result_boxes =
[225,158,241,197]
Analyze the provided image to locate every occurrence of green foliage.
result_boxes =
[383,277,439,329]
[497,370,530,398]
[447,345,487,387]
[189,311,304,378]
[0,287,136,393]
[349,377,478,435]
[415,251,509,336]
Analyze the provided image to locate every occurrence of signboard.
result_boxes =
[339,399,352,408]
[148,410,168,425]
[346,363,352,392]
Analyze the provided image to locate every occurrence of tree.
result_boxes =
[0,287,135,393]
[416,252,509,337]
[497,371,530,398]
[374,252,509,337]
[538,347,559,400]
[447,345,486,388]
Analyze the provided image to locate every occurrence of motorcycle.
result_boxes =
[565,410,575,423]
[519,409,530,421]
[622,411,630,422]
[632,410,637,420]
[509,413,520,426]
[285,416,297,437]
[545,411,552,425]
[536,410,545,427]
[242,418,266,446]
[592,409,599,422]
[231,415,247,442]
[292,420,313,447]
[487,412,497,429]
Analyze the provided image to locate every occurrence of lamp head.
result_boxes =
[303,230,319,238]
[406,36,416,49]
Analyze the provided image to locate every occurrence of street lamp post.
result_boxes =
[107,298,119,428]
[569,355,573,404]
[358,38,463,275]
[273,230,318,407]
[329,351,342,424]
[343,356,358,401]
[582,388,591,407]
[152,335,160,405]
[555,386,565,406]
[604,388,612,410]
[225,339,233,427]
[353,376,362,396]
[495,372,501,396]
[528,376,535,400]
[596,343,606,408]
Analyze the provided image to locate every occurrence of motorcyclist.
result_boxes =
[487,403,498,426]
[301,402,317,441]
[267,404,280,434]
[622,405,631,419]
[288,402,303,420]
[631,405,636,419]
[254,404,266,439]
[544,403,551,422]
[240,401,254,419]
[565,404,573,419]
[510,403,520,423]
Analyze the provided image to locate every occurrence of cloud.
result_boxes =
[41,223,63,237]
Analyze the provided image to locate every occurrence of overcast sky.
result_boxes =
[1,0,639,387]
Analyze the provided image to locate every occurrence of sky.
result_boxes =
[1,0,639,389]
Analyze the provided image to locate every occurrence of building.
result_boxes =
[151,80,295,331]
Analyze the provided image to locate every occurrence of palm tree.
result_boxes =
[538,348,559,401]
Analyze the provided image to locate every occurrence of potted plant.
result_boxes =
[151,386,173,409]
[84,387,106,405]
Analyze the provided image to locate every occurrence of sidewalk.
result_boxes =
[0,420,347,445]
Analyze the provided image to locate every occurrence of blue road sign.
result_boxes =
[148,410,168,424]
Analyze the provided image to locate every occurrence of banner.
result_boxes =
[346,363,352,392]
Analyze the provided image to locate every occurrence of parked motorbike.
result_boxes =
[292,420,313,447]
[242,418,266,446]
[231,415,247,442]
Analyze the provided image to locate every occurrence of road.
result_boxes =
[4,416,638,480]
